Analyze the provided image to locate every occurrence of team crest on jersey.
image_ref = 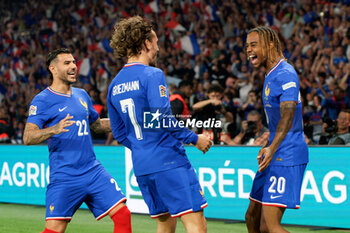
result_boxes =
[29,105,37,116]
[49,203,54,213]
[159,85,167,97]
[79,98,88,111]
[264,84,270,98]
[199,189,204,198]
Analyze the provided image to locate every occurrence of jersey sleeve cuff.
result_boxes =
[190,133,198,145]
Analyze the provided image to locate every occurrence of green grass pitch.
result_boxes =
[0,203,346,233]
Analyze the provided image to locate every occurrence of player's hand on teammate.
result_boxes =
[195,134,213,154]
[54,114,75,134]
[257,146,274,172]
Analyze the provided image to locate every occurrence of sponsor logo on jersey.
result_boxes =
[59,106,67,112]
[159,85,167,97]
[270,195,283,199]
[282,81,296,90]
[29,105,37,116]
[264,84,270,98]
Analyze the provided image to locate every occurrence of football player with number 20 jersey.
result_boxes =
[245,27,309,233]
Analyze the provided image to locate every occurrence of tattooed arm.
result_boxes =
[90,118,111,133]
[23,114,75,145]
[257,101,296,172]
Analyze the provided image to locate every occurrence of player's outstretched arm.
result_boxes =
[195,134,213,154]
[258,101,296,172]
[90,118,111,133]
[23,114,75,145]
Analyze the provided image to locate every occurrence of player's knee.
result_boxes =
[44,220,68,233]
[245,211,250,223]
[259,222,269,233]
[202,221,207,233]
[111,205,131,223]
[245,209,256,224]
[200,215,207,233]
[111,205,132,233]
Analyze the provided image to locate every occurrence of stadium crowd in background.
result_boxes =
[0,0,349,145]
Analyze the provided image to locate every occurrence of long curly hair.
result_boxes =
[110,16,153,58]
[247,26,285,62]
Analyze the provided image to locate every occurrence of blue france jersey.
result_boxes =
[107,63,198,176]
[262,59,309,166]
[27,87,101,181]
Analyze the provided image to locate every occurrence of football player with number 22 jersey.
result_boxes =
[24,48,131,233]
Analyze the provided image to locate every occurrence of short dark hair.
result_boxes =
[207,83,224,94]
[248,110,262,120]
[46,48,72,83]
[248,90,256,95]
[178,80,192,89]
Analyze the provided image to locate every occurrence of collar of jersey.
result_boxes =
[266,58,284,78]
[124,62,144,67]
[47,87,71,97]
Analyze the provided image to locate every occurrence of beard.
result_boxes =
[149,51,159,67]
[59,74,76,85]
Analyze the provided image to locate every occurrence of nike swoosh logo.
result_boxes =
[270,195,283,199]
[59,106,67,112]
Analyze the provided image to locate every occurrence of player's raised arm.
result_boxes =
[90,118,112,133]
[23,114,75,145]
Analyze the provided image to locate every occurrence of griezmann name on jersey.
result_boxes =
[107,63,198,176]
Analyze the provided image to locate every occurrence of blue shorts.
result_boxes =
[136,163,207,218]
[249,164,307,209]
[45,165,126,221]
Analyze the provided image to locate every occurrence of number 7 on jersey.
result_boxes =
[120,98,143,140]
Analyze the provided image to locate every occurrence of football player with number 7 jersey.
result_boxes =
[24,48,131,233]
[107,16,212,233]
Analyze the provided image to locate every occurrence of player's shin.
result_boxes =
[110,205,132,233]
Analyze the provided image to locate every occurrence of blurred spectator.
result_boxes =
[170,80,192,120]
[319,110,350,145]
[0,107,14,143]
[192,83,234,144]
[221,110,269,146]
[13,120,24,144]
[333,46,348,65]
[240,90,263,120]
[322,86,350,121]
[307,95,325,143]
